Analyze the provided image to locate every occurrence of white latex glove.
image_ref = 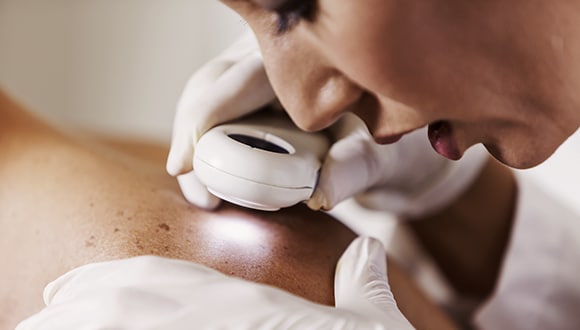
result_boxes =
[308,114,489,218]
[17,237,414,330]
[167,30,276,209]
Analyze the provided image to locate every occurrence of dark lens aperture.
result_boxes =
[228,134,289,154]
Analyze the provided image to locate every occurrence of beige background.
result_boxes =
[0,0,243,141]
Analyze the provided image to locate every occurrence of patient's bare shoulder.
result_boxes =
[0,103,354,326]
[0,91,455,330]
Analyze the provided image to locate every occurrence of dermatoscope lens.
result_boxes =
[228,134,290,154]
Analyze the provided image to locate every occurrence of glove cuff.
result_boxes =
[356,145,489,219]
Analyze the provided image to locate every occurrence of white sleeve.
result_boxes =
[473,173,580,330]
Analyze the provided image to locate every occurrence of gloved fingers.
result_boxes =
[307,114,392,210]
[334,237,415,329]
[196,52,276,135]
[166,127,194,176]
[176,61,242,111]
[167,45,275,177]
[335,237,392,314]
[180,30,260,97]
[326,113,371,141]
[166,60,242,176]
[307,131,389,211]
[177,171,221,210]
[176,32,271,140]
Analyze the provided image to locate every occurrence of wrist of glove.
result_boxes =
[308,114,489,219]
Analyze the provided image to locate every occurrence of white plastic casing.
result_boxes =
[194,112,330,211]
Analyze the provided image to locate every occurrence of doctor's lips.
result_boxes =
[373,128,415,144]
[428,121,461,160]
[374,134,403,144]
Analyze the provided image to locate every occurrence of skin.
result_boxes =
[222,0,580,169]
[0,89,456,330]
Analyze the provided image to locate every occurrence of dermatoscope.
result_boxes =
[194,110,330,211]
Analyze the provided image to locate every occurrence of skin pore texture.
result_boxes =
[0,89,456,329]
[222,0,580,169]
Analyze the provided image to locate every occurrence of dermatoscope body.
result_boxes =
[194,111,330,211]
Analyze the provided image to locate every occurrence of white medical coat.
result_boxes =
[474,173,580,329]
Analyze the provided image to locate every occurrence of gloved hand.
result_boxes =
[309,113,489,218]
[166,30,276,209]
[17,237,414,330]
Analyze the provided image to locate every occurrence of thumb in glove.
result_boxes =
[307,114,396,211]
[335,236,415,329]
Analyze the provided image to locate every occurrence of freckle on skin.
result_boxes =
[158,223,170,231]
[134,238,144,250]
[116,210,124,216]
[114,228,120,233]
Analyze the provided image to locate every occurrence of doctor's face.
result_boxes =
[221,0,580,168]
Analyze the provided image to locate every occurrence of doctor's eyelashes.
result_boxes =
[272,0,317,34]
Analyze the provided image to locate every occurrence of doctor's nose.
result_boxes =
[286,71,365,132]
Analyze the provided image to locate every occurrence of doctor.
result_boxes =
[167,1,580,329]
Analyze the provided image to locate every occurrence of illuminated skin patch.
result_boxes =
[206,215,271,246]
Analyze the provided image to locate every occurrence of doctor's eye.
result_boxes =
[271,0,317,34]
